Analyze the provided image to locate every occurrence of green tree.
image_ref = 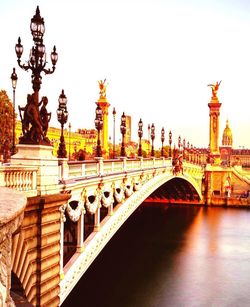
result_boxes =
[0,90,14,156]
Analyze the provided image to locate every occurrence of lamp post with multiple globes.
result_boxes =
[15,6,58,144]
[57,90,68,158]
[169,130,172,157]
[150,123,155,157]
[138,118,143,157]
[161,127,165,157]
[120,112,126,157]
[95,103,103,158]
[10,68,18,155]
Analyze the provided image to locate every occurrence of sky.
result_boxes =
[1,0,250,149]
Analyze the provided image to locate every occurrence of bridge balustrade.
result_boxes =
[67,158,168,180]
[0,166,38,196]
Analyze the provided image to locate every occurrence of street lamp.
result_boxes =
[151,123,155,157]
[15,6,58,145]
[191,144,193,163]
[11,67,18,155]
[112,107,116,158]
[138,118,143,157]
[169,130,172,157]
[120,112,126,157]
[161,127,165,157]
[183,138,186,159]
[178,135,181,153]
[95,103,103,157]
[57,90,68,158]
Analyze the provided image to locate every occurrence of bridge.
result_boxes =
[1,6,250,306]
[1,145,250,306]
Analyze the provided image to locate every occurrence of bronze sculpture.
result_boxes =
[208,81,222,99]
[98,79,107,99]
[18,94,51,145]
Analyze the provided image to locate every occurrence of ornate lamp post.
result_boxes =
[169,130,172,157]
[161,127,165,157]
[95,103,103,157]
[191,144,193,163]
[120,112,126,157]
[138,118,143,157]
[15,6,58,145]
[183,138,186,159]
[178,135,181,153]
[112,107,116,158]
[187,141,190,161]
[10,68,18,155]
[151,123,155,157]
[57,90,68,158]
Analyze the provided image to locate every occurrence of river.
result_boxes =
[62,204,250,307]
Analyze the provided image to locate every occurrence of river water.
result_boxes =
[62,204,250,307]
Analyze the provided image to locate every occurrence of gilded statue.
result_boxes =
[98,79,107,99]
[207,81,221,99]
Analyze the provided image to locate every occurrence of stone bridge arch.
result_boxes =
[60,167,204,303]
[148,175,202,202]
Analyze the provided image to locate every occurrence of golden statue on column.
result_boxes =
[98,79,107,99]
[207,80,221,99]
[96,79,110,158]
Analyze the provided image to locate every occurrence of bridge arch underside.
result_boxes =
[148,178,200,203]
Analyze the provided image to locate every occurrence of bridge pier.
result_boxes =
[11,145,60,195]
[0,188,26,307]
[11,193,71,306]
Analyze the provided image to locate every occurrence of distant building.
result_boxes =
[15,120,97,159]
[220,120,250,167]
[125,115,131,144]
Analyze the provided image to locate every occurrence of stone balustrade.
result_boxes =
[67,157,168,179]
[0,166,38,197]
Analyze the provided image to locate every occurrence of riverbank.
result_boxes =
[144,196,250,208]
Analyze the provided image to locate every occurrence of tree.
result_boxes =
[0,90,14,157]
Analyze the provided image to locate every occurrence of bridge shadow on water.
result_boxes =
[62,203,201,307]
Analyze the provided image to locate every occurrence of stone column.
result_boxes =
[208,96,222,165]
[96,97,110,159]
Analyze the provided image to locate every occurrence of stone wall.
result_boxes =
[0,187,26,306]
[11,193,70,306]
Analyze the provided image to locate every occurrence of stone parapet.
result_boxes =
[0,187,26,306]
[11,144,60,195]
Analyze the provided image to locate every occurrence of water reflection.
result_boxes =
[63,205,250,307]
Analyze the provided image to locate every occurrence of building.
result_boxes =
[125,115,131,144]
[220,120,250,167]
[15,120,97,160]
